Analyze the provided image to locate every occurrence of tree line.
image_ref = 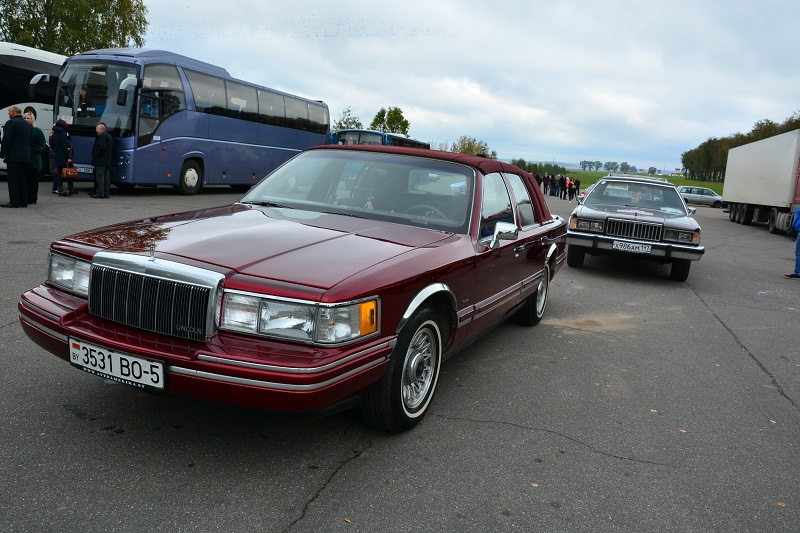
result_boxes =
[681,111,800,181]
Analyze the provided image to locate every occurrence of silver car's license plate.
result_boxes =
[612,240,652,254]
[69,338,164,390]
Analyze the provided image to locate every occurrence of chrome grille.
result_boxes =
[89,266,210,341]
[606,218,663,241]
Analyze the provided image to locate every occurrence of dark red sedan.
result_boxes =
[19,145,567,432]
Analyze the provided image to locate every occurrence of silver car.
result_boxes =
[677,186,723,208]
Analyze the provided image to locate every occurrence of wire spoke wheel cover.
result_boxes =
[401,326,436,411]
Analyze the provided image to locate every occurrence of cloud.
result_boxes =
[143,0,800,169]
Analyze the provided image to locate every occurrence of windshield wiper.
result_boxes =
[241,200,292,209]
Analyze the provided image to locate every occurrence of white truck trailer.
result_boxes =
[723,129,800,233]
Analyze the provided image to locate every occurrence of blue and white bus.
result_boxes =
[0,42,65,173]
[35,48,329,194]
[329,129,430,150]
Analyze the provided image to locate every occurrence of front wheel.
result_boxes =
[516,263,550,326]
[670,259,691,281]
[567,244,585,268]
[178,160,202,195]
[361,307,442,432]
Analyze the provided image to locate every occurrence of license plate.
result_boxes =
[76,167,94,174]
[69,339,164,390]
[613,241,652,254]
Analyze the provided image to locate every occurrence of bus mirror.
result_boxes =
[117,77,140,106]
[28,73,50,100]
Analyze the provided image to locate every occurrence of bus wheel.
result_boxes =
[178,161,202,195]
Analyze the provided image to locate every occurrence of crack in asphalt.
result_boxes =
[691,286,800,413]
[283,439,373,532]
[430,413,670,466]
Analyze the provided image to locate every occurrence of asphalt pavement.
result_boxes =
[1,181,798,532]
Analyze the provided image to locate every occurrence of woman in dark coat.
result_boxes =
[50,119,75,196]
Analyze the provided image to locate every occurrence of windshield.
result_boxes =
[241,150,475,233]
[56,60,139,137]
[584,180,688,216]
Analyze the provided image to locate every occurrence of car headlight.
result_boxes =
[220,291,379,344]
[48,251,91,297]
[664,229,701,245]
[570,217,604,233]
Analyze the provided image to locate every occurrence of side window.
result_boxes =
[257,90,286,126]
[138,64,187,146]
[226,81,258,122]
[185,70,226,115]
[308,103,330,134]
[480,172,514,239]
[285,97,309,131]
[506,173,536,226]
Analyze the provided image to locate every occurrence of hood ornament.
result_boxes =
[148,238,156,261]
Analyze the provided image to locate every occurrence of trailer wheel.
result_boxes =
[742,204,754,226]
[728,203,737,221]
[768,209,779,234]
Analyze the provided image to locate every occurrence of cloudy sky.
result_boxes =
[143,0,799,171]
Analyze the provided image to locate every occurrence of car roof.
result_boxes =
[599,175,677,188]
[307,144,530,176]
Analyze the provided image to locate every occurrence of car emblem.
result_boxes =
[149,238,156,261]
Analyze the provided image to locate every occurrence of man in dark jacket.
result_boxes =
[0,105,33,207]
[90,122,113,198]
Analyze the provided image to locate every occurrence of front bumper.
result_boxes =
[18,285,393,412]
[566,231,705,261]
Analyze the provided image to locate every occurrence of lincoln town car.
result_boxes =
[19,145,567,432]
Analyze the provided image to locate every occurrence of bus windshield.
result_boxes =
[56,60,138,137]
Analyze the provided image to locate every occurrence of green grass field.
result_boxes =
[564,171,724,195]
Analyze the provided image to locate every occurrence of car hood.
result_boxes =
[571,204,700,229]
[61,204,455,289]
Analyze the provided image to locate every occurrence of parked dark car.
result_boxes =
[677,185,723,208]
[566,176,704,281]
[19,145,567,432]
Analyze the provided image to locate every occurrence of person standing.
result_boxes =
[23,111,46,205]
[51,119,75,196]
[0,105,32,207]
[785,209,800,279]
[558,174,566,200]
[91,122,113,198]
[574,177,581,198]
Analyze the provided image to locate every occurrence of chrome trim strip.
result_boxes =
[472,285,520,321]
[168,357,386,391]
[197,341,393,374]
[396,283,457,333]
[19,298,60,323]
[19,314,68,342]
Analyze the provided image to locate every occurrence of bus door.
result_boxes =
[135,91,162,182]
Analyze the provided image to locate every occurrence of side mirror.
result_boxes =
[28,73,50,100]
[688,207,697,215]
[489,221,518,250]
[117,77,140,106]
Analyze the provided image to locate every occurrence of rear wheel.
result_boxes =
[516,263,550,326]
[178,160,202,195]
[361,306,442,432]
[729,203,737,221]
[712,200,722,208]
[567,244,585,268]
[670,259,691,281]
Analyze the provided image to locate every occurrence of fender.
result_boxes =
[396,283,457,334]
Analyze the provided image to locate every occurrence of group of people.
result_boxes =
[0,105,114,206]
[536,173,581,203]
